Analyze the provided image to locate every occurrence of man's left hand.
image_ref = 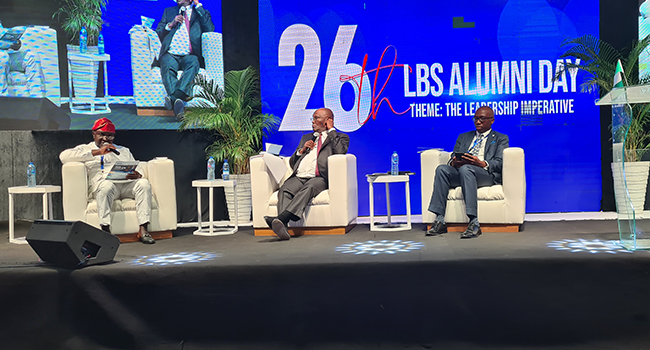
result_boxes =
[126,170,143,180]
[461,154,487,168]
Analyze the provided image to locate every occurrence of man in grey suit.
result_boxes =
[426,106,509,239]
[264,108,350,240]
[156,0,214,119]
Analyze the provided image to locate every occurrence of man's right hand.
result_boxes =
[10,40,21,51]
[300,140,316,154]
[92,143,117,156]
[169,15,185,28]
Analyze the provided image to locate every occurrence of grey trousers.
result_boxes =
[159,52,199,98]
[94,179,152,226]
[277,176,327,218]
[427,164,494,218]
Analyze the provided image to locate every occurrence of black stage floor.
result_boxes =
[1,220,650,350]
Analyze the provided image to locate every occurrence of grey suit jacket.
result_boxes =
[453,130,509,184]
[289,130,350,184]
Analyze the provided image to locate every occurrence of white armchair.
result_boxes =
[420,147,526,231]
[250,154,358,236]
[62,158,177,242]
[5,26,60,105]
[129,25,224,110]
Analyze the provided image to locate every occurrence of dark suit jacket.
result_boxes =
[453,129,509,184]
[155,5,215,68]
[289,130,350,184]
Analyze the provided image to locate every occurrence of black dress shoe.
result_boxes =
[460,222,482,239]
[138,230,155,244]
[100,225,111,234]
[426,221,447,236]
[263,216,276,229]
[164,95,173,110]
[173,98,185,120]
[271,219,290,241]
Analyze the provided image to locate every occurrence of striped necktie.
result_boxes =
[469,134,486,156]
[315,133,322,176]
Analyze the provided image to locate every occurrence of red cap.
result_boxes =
[92,118,115,133]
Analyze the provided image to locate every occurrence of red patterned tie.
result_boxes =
[185,10,192,53]
[315,133,322,176]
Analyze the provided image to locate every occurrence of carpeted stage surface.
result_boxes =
[1,220,650,350]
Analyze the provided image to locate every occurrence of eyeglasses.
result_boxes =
[473,116,493,123]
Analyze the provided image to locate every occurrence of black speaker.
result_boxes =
[27,220,120,268]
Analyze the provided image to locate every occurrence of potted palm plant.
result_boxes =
[180,66,279,223]
[558,34,650,216]
[53,0,107,99]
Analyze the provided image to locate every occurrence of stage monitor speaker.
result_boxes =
[27,220,120,268]
[0,97,70,130]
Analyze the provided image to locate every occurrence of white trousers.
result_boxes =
[94,179,152,227]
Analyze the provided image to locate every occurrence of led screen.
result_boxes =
[0,0,222,130]
[260,0,600,214]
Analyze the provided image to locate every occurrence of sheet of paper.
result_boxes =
[265,143,282,156]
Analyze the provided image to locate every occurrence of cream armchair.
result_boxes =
[420,147,526,231]
[250,154,358,236]
[62,158,177,241]
[4,26,60,105]
[129,25,224,109]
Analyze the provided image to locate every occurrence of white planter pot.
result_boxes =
[611,161,650,219]
[67,45,100,99]
[224,174,252,224]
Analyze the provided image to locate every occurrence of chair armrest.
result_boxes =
[147,158,177,230]
[201,32,224,89]
[130,28,156,86]
[250,155,284,227]
[61,162,88,221]
[328,154,358,226]
[502,147,526,223]
[420,149,451,222]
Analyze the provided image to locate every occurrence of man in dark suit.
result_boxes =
[156,0,214,118]
[426,106,509,239]
[264,108,350,240]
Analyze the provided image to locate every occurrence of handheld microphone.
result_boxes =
[304,132,319,154]
[179,6,186,14]
[108,148,120,156]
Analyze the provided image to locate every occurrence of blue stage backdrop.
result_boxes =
[259,0,600,215]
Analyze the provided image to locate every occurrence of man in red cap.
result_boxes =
[59,118,155,244]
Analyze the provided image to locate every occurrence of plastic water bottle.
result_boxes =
[207,157,215,180]
[391,151,399,175]
[98,33,105,54]
[222,159,230,180]
[27,162,36,187]
[79,26,87,54]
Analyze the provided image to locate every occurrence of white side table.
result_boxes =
[192,179,238,236]
[67,52,111,114]
[366,173,412,231]
[8,185,61,244]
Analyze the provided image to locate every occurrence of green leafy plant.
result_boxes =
[53,0,107,46]
[557,34,650,161]
[179,66,279,174]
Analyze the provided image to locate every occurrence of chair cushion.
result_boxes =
[86,196,159,214]
[448,185,504,201]
[268,189,330,206]
[9,71,28,85]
